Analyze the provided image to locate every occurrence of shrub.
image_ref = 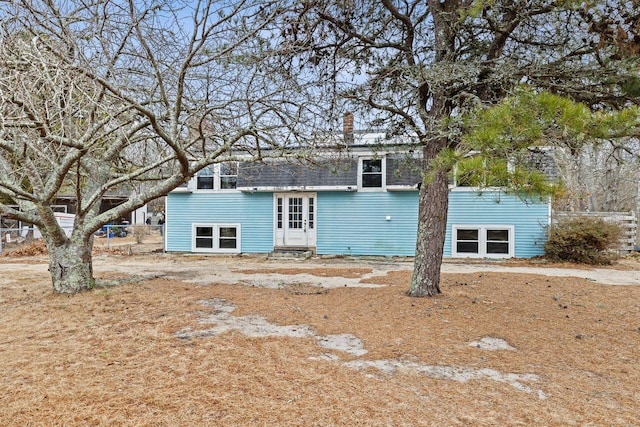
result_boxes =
[545,216,623,265]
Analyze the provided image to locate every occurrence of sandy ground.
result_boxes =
[5,233,637,286]
[440,261,640,286]
[2,251,638,287]
[1,240,639,425]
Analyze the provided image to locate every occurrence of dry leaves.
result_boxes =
[1,253,639,426]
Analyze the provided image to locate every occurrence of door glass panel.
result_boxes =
[308,197,314,229]
[277,198,283,229]
[288,197,302,229]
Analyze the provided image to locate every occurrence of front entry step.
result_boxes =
[269,247,315,260]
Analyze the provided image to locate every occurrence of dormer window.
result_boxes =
[220,162,238,189]
[196,166,214,189]
[358,157,385,190]
[195,162,238,191]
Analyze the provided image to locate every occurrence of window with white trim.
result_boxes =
[219,162,238,189]
[192,224,241,253]
[358,157,385,190]
[218,226,238,249]
[452,225,514,258]
[196,166,215,190]
[195,162,238,190]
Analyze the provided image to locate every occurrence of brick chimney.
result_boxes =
[343,112,354,144]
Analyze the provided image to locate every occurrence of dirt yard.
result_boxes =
[1,240,639,426]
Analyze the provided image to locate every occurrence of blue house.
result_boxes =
[165,130,551,259]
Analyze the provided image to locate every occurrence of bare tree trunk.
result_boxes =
[44,235,95,293]
[405,1,456,297]
[408,142,449,297]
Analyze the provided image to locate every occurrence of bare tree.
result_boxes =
[0,0,312,293]
[270,0,640,296]
[554,140,640,213]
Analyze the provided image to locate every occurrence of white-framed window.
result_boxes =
[452,225,514,258]
[192,223,241,253]
[196,166,215,190]
[358,157,385,190]
[195,162,239,191]
[219,162,238,189]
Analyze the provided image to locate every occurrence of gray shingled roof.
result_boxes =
[236,154,424,188]
[238,158,357,187]
[233,149,556,189]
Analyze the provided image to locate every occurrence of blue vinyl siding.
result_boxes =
[445,190,549,258]
[317,190,548,257]
[166,188,549,258]
[317,192,418,256]
[165,192,273,252]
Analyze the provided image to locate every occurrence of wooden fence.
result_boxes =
[552,211,638,253]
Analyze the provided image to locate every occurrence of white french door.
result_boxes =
[274,193,316,248]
